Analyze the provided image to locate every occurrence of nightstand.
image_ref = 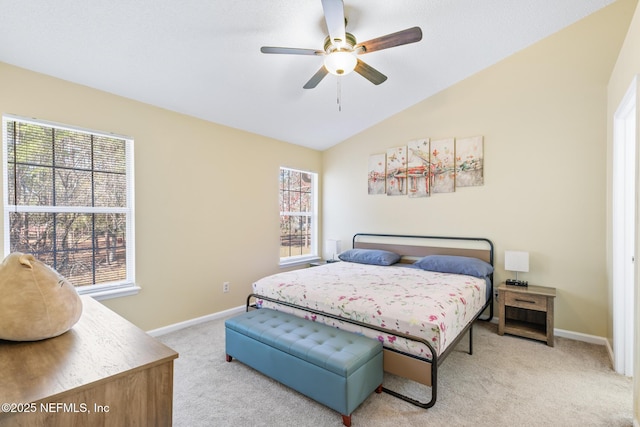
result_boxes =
[497,283,556,346]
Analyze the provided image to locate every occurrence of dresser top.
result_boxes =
[0,295,178,405]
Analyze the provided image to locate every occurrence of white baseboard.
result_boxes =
[147,305,245,337]
[554,328,608,346]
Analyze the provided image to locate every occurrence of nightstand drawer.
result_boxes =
[504,292,548,311]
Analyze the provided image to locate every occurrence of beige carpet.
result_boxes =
[158,316,633,427]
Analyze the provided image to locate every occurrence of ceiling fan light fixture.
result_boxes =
[324,50,357,76]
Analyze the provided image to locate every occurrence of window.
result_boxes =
[279,167,318,265]
[3,115,136,299]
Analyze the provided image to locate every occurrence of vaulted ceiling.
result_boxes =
[0,0,616,150]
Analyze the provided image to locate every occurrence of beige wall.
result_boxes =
[322,0,635,338]
[0,62,322,330]
[606,0,640,423]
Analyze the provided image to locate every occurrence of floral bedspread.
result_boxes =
[252,261,487,361]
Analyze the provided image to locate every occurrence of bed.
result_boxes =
[247,233,494,409]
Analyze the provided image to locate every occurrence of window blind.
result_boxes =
[3,116,134,288]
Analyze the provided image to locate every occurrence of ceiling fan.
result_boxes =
[260,0,423,89]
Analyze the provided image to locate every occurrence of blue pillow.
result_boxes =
[338,249,401,266]
[413,255,493,278]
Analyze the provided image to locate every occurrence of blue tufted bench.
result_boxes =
[225,308,383,426]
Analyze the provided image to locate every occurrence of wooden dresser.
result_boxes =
[0,296,179,426]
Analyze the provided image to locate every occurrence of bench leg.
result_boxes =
[340,383,382,426]
[225,354,232,362]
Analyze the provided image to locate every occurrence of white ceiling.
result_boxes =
[0,0,616,151]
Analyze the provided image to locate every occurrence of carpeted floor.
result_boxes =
[157,317,633,427]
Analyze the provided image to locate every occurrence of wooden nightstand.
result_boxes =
[497,283,556,346]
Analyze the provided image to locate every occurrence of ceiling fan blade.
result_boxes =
[303,66,329,89]
[355,26,423,54]
[321,0,346,45]
[354,59,387,85]
[261,46,324,56]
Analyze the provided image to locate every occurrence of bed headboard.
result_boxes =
[352,233,494,265]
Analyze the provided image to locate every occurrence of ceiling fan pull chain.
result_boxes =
[337,77,342,112]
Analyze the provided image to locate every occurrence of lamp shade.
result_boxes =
[504,251,529,273]
[324,51,357,76]
[326,239,342,258]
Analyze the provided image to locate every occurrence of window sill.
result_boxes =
[77,283,141,301]
[279,256,320,269]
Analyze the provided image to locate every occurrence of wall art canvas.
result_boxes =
[386,146,407,196]
[407,139,431,198]
[367,153,386,195]
[456,136,484,187]
[430,138,455,194]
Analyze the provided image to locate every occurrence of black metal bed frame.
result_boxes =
[247,233,494,409]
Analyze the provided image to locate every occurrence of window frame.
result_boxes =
[2,114,137,300]
[279,166,319,267]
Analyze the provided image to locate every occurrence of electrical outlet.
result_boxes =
[223,282,230,293]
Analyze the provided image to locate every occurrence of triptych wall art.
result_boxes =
[368,136,484,197]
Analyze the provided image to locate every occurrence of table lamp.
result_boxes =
[325,239,342,262]
[504,251,529,286]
